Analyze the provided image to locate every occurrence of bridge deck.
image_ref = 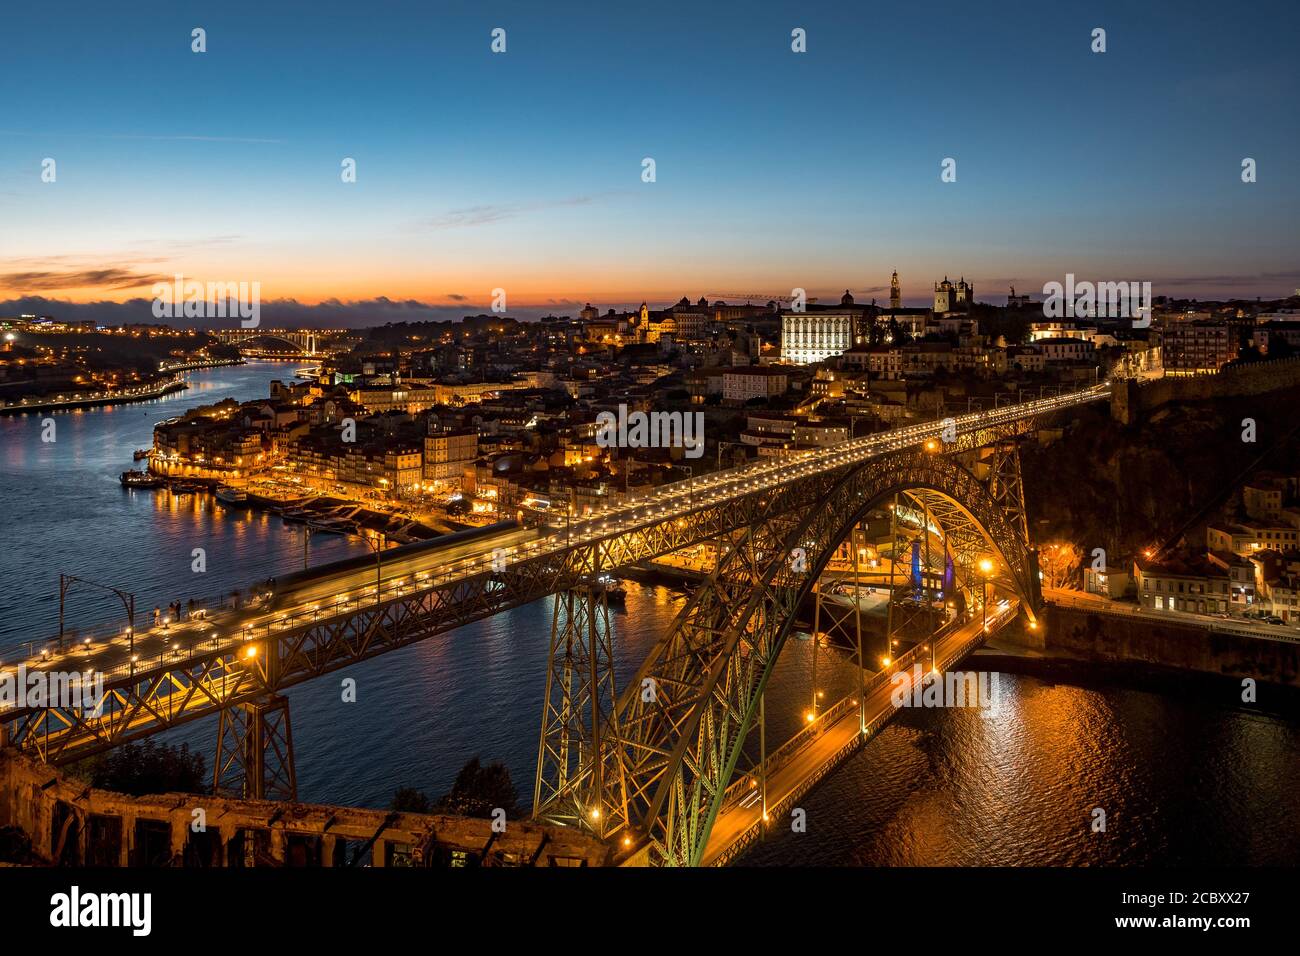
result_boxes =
[3,385,1106,761]
[701,603,1018,867]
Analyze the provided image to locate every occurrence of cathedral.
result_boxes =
[933,276,974,313]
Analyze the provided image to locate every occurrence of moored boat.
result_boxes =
[594,574,627,602]
[307,517,352,534]
[120,470,164,489]
[215,486,250,506]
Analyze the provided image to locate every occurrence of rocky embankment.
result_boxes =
[1022,383,1300,560]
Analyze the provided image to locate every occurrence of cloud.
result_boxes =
[0,268,168,292]
[1153,270,1300,289]
[0,295,578,328]
[415,192,626,231]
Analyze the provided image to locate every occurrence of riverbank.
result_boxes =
[157,357,245,374]
[122,477,448,544]
[998,603,1300,687]
[0,376,188,415]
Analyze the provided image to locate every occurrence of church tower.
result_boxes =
[890,271,901,310]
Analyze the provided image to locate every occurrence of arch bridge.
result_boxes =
[2,386,1109,865]
[213,328,321,355]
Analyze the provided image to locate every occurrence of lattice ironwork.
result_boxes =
[7,390,1087,785]
[532,581,629,837]
[595,450,1038,866]
[213,694,297,801]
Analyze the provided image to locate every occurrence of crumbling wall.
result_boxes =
[0,750,612,867]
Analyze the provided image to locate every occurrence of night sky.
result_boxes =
[2,0,1297,322]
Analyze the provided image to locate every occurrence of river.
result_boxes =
[1,361,1295,865]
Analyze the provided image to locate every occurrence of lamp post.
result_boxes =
[301,524,313,570]
[978,557,994,632]
[58,574,134,653]
[363,533,386,604]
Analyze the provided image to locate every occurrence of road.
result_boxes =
[700,603,1018,867]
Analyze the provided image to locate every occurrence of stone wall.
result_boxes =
[1111,357,1300,424]
[0,750,612,867]
[1002,605,1300,687]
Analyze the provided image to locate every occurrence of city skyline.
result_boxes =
[3,0,1299,325]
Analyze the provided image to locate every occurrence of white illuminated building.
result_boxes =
[781,313,855,364]
[780,291,865,365]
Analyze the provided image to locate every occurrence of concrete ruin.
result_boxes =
[0,750,612,867]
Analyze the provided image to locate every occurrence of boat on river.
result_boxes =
[120,470,164,489]
[215,486,250,506]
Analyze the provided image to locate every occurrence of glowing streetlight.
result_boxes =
[978,558,994,631]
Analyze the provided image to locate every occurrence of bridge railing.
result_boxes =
[714,605,1017,831]
[717,613,972,813]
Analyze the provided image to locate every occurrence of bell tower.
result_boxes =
[890,271,901,310]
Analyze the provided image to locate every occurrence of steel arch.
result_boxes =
[607,450,1038,866]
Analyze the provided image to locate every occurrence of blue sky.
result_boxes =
[1,0,1297,323]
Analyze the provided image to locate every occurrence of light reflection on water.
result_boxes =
[740,669,1300,865]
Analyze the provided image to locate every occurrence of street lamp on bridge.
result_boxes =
[978,557,995,632]
[58,573,135,655]
[361,533,387,605]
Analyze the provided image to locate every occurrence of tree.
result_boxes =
[436,756,519,819]
[82,740,206,796]
[1039,541,1083,590]
[390,786,432,813]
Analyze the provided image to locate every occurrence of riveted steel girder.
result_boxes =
[599,450,1037,866]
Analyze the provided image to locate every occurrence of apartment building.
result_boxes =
[423,429,478,487]
[1134,554,1231,614]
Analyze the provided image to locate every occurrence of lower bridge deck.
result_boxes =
[700,603,1018,866]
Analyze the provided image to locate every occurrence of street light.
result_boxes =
[362,533,386,604]
[978,557,994,631]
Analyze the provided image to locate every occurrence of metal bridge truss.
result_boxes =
[569,445,1040,866]
[8,465,901,764]
[8,420,1042,830]
[213,693,298,801]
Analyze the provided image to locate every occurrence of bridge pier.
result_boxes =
[532,584,628,838]
[212,694,298,801]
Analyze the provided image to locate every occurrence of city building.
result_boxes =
[933,276,974,313]
[1134,553,1232,614]
[423,429,478,489]
[779,291,866,365]
[1159,320,1239,374]
[1207,521,1300,556]
[722,367,790,403]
